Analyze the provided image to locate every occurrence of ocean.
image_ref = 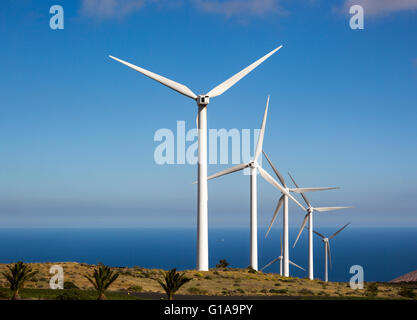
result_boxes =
[0,227,416,282]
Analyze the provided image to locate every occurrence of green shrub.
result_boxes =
[235,288,245,294]
[269,288,288,294]
[128,285,143,293]
[365,283,378,297]
[247,268,257,274]
[194,272,204,278]
[398,287,416,299]
[298,288,314,296]
[55,289,88,300]
[64,281,79,290]
[216,259,230,268]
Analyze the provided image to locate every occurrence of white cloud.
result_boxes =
[79,0,148,20]
[192,0,286,18]
[343,0,417,16]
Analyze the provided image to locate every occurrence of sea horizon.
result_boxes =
[0,227,416,283]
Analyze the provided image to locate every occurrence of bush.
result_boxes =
[247,267,257,274]
[194,272,204,278]
[64,281,79,290]
[298,288,314,296]
[216,259,230,268]
[128,285,143,293]
[365,283,378,297]
[398,287,416,299]
[235,288,245,294]
[269,289,288,294]
[55,289,88,300]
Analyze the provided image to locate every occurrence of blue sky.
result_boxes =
[0,0,416,228]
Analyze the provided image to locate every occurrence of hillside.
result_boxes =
[390,270,417,283]
[0,262,415,299]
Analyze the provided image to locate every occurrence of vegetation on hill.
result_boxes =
[0,262,415,300]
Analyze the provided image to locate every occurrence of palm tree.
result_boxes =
[157,268,191,300]
[84,264,119,300]
[1,261,38,300]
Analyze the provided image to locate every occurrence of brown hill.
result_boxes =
[390,269,417,283]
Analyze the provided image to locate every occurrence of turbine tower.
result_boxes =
[261,234,305,275]
[203,97,305,270]
[291,173,351,280]
[263,152,336,277]
[313,223,351,282]
[109,45,283,271]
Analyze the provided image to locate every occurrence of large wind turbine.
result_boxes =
[291,173,351,280]
[261,234,305,275]
[203,96,305,270]
[109,46,283,271]
[313,223,351,282]
[263,152,336,277]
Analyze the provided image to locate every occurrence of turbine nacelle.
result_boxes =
[197,95,210,106]
[248,161,258,168]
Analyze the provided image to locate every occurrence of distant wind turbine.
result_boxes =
[291,172,351,280]
[261,234,305,275]
[202,96,305,270]
[313,223,351,282]
[109,45,283,271]
[263,152,337,277]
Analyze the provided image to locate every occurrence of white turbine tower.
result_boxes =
[313,222,351,282]
[109,45,283,271]
[263,152,337,277]
[261,235,305,275]
[291,172,351,280]
[203,96,305,270]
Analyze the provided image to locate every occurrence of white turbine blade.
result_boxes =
[206,45,283,98]
[287,172,310,208]
[263,151,286,187]
[258,167,306,211]
[293,213,309,248]
[109,55,197,100]
[289,260,305,271]
[329,222,351,240]
[312,229,325,239]
[260,257,280,272]
[290,187,339,193]
[265,195,284,238]
[314,206,352,212]
[254,96,269,162]
[193,163,249,184]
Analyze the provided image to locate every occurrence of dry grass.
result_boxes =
[0,262,414,299]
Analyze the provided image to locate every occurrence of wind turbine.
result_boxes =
[313,222,351,282]
[291,172,351,280]
[109,45,283,271]
[203,96,306,270]
[263,152,337,277]
[261,235,305,275]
